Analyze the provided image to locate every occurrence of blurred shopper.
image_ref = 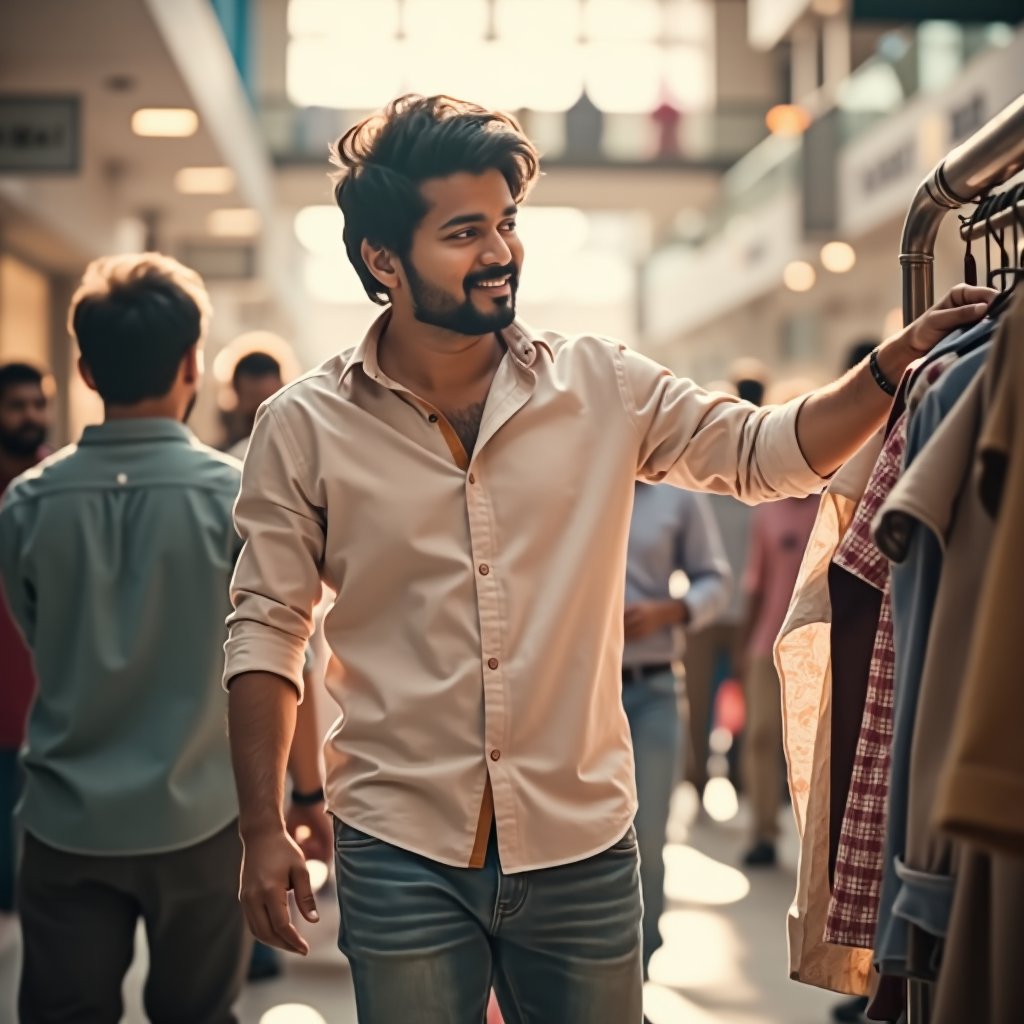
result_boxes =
[227,351,284,459]
[738,379,822,869]
[683,372,765,797]
[0,254,249,1023]
[623,483,730,976]
[223,94,994,1024]
[0,363,49,929]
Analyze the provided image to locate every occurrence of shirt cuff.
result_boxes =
[223,623,307,700]
[756,396,830,498]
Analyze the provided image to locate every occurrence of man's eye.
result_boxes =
[501,221,517,232]
[449,229,475,240]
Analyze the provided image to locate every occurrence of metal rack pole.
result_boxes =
[899,93,1024,323]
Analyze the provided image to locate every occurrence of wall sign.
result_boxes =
[0,96,80,173]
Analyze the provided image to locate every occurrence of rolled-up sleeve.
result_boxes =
[617,345,826,503]
[223,402,325,698]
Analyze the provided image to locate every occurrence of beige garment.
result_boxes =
[225,313,825,874]
[743,654,785,842]
[776,430,882,995]
[937,290,1024,856]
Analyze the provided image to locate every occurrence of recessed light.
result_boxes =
[175,166,236,195]
[131,108,199,138]
[207,208,262,237]
[783,260,816,292]
[820,241,856,273]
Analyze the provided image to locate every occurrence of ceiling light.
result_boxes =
[207,208,261,238]
[765,104,812,138]
[820,241,856,273]
[783,261,816,292]
[175,166,236,195]
[131,108,199,138]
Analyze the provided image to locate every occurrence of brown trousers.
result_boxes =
[683,622,743,791]
[743,654,785,842]
[18,822,248,1024]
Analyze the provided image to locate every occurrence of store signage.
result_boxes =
[860,140,917,197]
[0,96,80,173]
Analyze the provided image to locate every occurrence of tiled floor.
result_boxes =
[0,789,842,1023]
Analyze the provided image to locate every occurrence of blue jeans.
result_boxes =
[333,820,643,1024]
[622,668,683,975]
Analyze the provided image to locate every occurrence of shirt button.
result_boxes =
[479,563,490,576]
[116,473,128,485]
[490,750,501,762]
[428,414,438,423]
[468,473,476,484]
[487,658,499,670]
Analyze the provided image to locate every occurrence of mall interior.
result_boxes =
[1,2,1023,1023]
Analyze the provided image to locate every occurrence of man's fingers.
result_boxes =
[928,303,990,332]
[266,889,310,955]
[291,863,321,924]
[940,284,998,309]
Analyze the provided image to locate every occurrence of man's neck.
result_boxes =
[104,399,184,423]
[378,308,505,397]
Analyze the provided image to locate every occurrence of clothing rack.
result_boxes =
[900,92,1024,323]
[897,91,1024,1024]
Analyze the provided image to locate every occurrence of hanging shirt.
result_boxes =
[224,313,827,874]
[623,483,731,668]
[0,420,242,855]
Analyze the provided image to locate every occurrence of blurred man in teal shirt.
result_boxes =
[0,253,248,1023]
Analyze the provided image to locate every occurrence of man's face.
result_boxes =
[399,168,524,337]
[234,373,283,433]
[0,382,48,458]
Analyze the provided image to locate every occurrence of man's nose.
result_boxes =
[481,231,512,266]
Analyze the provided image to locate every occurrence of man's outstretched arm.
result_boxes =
[795,284,995,476]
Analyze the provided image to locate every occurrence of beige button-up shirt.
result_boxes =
[225,313,825,872]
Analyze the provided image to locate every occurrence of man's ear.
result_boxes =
[78,357,98,393]
[181,345,200,386]
[360,240,399,291]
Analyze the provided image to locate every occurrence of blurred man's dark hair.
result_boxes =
[845,340,876,372]
[68,253,211,406]
[332,94,540,305]
[231,352,282,391]
[0,363,43,403]
[736,378,765,407]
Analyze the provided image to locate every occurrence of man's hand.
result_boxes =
[239,827,320,955]
[624,599,687,642]
[879,284,998,380]
[286,802,334,863]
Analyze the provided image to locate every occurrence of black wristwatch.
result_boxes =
[291,785,325,807]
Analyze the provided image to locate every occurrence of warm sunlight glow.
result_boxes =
[306,859,330,891]
[702,777,739,822]
[663,845,751,906]
[295,205,343,256]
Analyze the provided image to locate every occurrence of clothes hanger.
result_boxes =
[983,183,1024,322]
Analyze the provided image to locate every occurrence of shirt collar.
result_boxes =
[340,309,547,385]
[79,419,194,446]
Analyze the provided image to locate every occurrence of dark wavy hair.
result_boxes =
[331,94,540,305]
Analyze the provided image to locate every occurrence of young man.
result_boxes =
[0,363,50,924]
[224,95,995,1024]
[0,254,248,1023]
[622,483,730,977]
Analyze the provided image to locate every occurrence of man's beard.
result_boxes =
[0,424,45,458]
[405,260,518,336]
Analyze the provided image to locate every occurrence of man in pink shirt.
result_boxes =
[740,492,820,867]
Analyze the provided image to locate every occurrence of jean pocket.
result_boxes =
[334,821,384,853]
